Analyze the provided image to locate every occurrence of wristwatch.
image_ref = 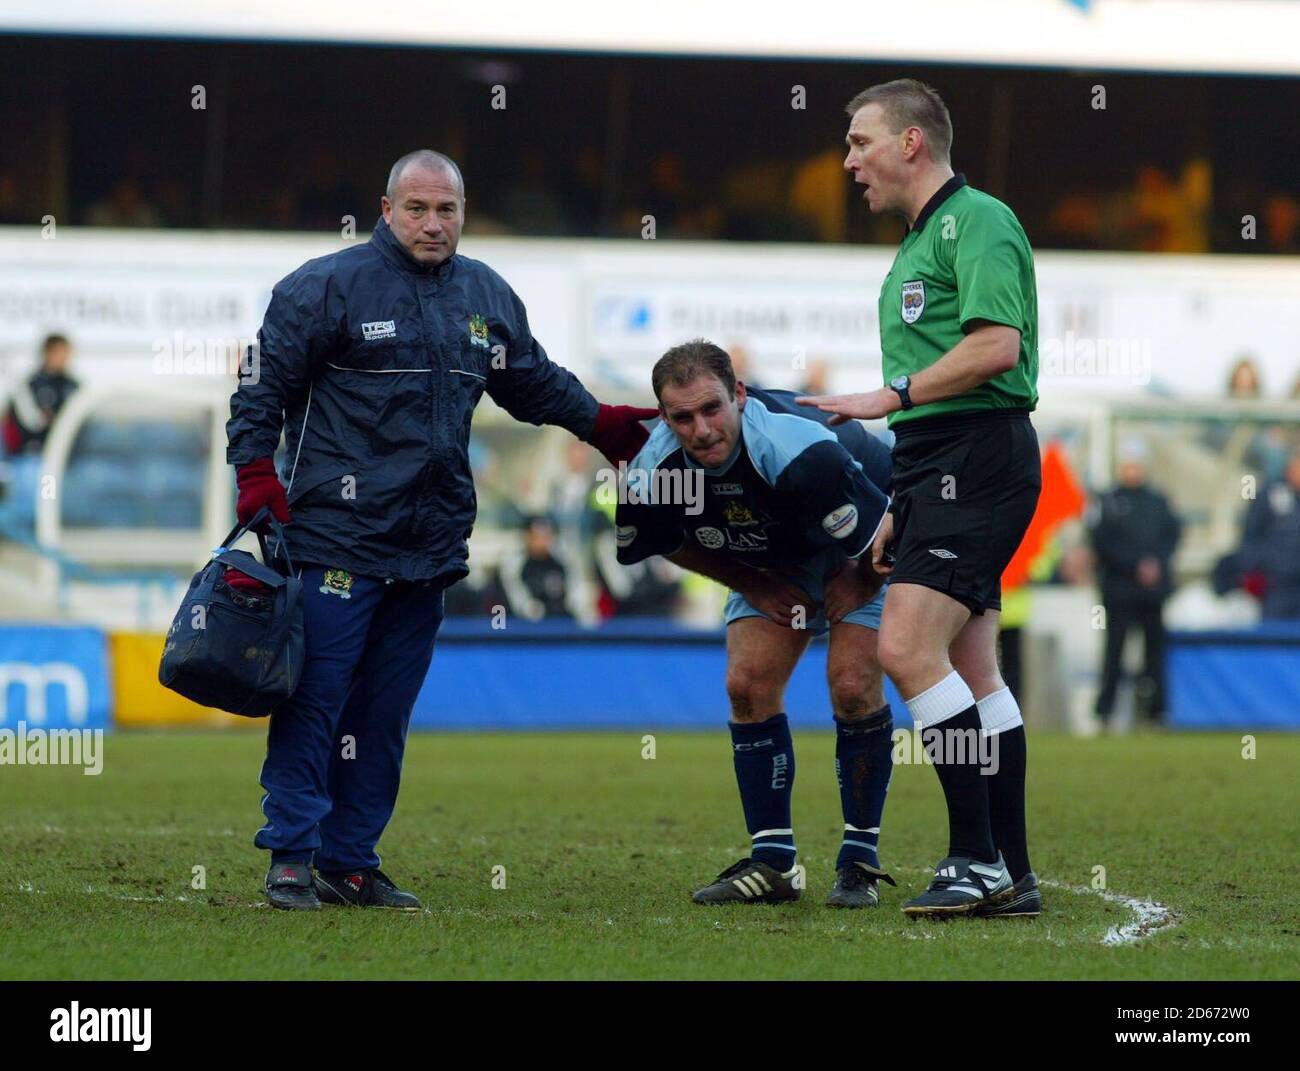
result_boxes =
[889,374,914,410]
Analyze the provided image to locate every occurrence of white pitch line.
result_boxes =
[51,866,1177,947]
[1,826,239,837]
[893,866,1178,947]
[1040,879,1178,946]
[114,894,194,903]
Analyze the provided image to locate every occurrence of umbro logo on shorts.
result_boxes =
[928,548,958,559]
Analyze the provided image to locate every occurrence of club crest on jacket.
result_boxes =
[319,569,354,599]
[469,313,490,349]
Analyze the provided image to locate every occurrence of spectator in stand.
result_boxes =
[499,150,570,235]
[590,505,682,618]
[3,334,80,457]
[1238,443,1300,621]
[550,437,602,551]
[297,146,362,231]
[0,168,23,224]
[797,357,832,398]
[1087,438,1183,728]
[1210,354,1289,480]
[1264,193,1300,253]
[86,178,163,228]
[565,145,605,234]
[498,515,577,621]
[1226,355,1263,399]
[727,343,762,391]
[1227,353,1293,481]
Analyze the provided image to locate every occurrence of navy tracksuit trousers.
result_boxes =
[254,566,444,873]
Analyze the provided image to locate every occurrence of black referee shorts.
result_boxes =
[887,408,1041,616]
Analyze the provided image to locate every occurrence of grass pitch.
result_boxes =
[1,730,1296,980]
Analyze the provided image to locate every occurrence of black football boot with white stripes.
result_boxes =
[691,858,801,905]
[825,861,898,908]
[901,854,1015,917]
[974,871,1042,917]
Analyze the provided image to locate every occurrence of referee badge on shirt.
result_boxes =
[901,280,926,324]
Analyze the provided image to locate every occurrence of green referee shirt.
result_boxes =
[879,173,1039,427]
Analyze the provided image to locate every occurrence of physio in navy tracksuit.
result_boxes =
[226,150,653,910]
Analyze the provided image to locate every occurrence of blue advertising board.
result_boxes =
[0,626,111,731]
[411,619,908,730]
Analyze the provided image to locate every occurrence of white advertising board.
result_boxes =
[0,227,1297,405]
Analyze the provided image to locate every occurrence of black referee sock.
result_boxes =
[921,704,997,863]
[987,725,1031,881]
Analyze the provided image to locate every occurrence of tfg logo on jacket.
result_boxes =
[362,321,397,341]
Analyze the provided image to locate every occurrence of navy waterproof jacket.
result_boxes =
[227,217,599,584]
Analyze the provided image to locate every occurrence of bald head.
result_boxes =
[386,150,464,200]
[381,149,466,268]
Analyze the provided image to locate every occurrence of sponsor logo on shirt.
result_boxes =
[362,320,397,341]
[726,530,769,551]
[695,526,726,550]
[711,482,744,495]
[822,504,859,539]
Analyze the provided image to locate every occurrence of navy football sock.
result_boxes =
[834,705,894,870]
[730,713,796,871]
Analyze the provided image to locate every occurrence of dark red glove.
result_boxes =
[588,404,659,465]
[224,566,271,595]
[1,413,21,456]
[1241,570,1268,599]
[235,457,291,531]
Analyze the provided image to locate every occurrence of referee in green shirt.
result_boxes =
[801,79,1042,919]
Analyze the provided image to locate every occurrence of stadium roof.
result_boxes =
[5,0,1300,77]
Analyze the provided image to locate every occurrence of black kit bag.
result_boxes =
[158,508,305,717]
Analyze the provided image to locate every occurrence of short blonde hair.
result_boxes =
[846,79,952,166]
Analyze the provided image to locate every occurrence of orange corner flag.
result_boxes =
[1002,439,1086,592]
